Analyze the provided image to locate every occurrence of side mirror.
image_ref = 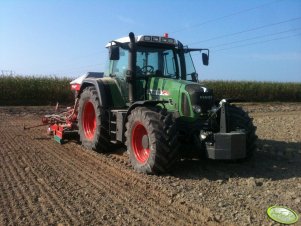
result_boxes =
[202,53,209,66]
[109,46,120,60]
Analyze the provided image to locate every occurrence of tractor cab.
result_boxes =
[105,33,209,104]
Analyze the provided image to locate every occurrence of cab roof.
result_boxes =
[105,35,178,47]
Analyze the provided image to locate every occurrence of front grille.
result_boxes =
[181,93,191,116]
[185,84,214,113]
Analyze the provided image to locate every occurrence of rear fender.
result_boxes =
[78,78,107,107]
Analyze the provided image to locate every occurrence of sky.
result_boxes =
[0,0,301,82]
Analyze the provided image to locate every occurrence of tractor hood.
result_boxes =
[146,77,213,117]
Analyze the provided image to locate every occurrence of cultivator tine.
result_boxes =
[23,123,47,130]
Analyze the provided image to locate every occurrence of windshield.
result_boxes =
[106,45,197,80]
[136,47,178,78]
[184,51,197,81]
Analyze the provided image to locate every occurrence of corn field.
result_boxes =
[0,75,300,105]
[0,75,74,105]
[202,80,301,102]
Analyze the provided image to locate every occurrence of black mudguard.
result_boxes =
[78,78,109,107]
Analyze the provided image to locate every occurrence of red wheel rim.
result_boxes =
[132,122,150,163]
[83,101,96,140]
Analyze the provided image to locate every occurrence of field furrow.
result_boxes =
[0,104,300,226]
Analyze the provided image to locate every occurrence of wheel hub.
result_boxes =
[83,101,96,140]
[142,135,149,149]
[132,123,150,163]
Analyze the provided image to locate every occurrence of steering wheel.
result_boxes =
[141,65,154,74]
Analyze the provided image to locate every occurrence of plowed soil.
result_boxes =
[0,103,300,226]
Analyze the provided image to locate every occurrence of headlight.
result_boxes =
[152,36,160,42]
[192,105,202,114]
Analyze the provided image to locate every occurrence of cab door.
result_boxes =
[109,47,129,103]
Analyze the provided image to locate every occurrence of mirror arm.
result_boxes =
[185,48,209,52]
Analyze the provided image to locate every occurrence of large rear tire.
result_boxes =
[125,107,179,174]
[77,87,111,152]
[227,105,257,159]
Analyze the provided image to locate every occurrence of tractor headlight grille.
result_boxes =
[185,84,214,114]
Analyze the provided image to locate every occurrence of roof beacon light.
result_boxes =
[164,33,168,38]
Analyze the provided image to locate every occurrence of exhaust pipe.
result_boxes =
[128,32,136,104]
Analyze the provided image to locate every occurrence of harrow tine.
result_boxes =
[23,123,48,130]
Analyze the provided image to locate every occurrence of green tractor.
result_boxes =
[75,32,257,174]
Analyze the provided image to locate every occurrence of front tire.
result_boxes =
[227,105,257,159]
[125,107,179,174]
[77,87,111,152]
